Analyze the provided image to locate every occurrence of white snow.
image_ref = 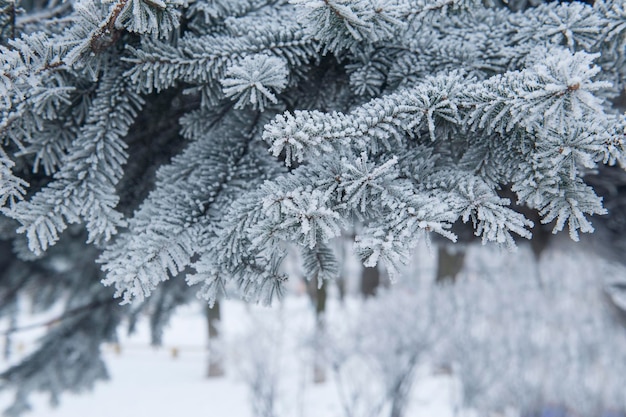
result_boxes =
[3,237,624,417]
[0,295,457,417]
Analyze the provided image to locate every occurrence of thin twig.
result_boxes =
[89,0,128,52]
[15,1,72,28]
[0,298,118,336]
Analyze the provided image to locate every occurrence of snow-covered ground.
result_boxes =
[3,236,626,417]
[0,296,457,417]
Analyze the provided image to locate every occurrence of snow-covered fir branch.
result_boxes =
[0,0,625,412]
[0,0,623,306]
[6,66,144,254]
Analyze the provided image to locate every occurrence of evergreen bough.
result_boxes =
[0,0,625,414]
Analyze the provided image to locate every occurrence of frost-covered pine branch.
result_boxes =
[0,0,625,412]
[7,66,143,254]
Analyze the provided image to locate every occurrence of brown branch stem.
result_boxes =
[89,0,129,52]
[0,298,118,336]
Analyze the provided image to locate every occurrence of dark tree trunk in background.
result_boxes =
[612,89,626,110]
[498,185,553,261]
[336,274,346,303]
[306,278,327,383]
[335,240,346,303]
[360,266,380,297]
[529,219,552,261]
[436,246,466,284]
[206,300,224,378]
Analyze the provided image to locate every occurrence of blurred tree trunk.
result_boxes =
[335,239,346,303]
[436,246,466,284]
[498,185,552,261]
[306,278,327,383]
[206,300,224,377]
[361,266,380,297]
[528,214,551,261]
